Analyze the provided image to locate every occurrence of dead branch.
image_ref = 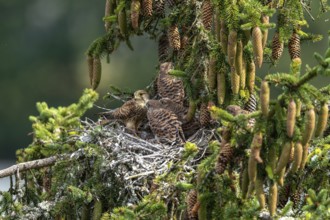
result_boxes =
[0,155,63,178]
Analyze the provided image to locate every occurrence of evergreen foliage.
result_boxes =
[1,0,330,219]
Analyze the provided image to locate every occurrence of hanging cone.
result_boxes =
[244,94,257,112]
[118,9,128,37]
[278,183,290,208]
[261,15,269,49]
[131,0,141,30]
[92,57,102,90]
[186,189,198,220]
[286,99,296,138]
[87,55,94,86]
[227,30,237,67]
[220,20,228,55]
[288,32,301,60]
[252,26,263,68]
[199,102,213,127]
[272,32,284,61]
[168,25,181,50]
[142,0,153,17]
[207,56,217,90]
[158,33,169,62]
[217,66,226,105]
[202,0,213,31]
[247,61,255,93]
[154,0,165,17]
[104,0,115,32]
[215,143,234,174]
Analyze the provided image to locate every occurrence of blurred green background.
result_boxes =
[0,0,329,160]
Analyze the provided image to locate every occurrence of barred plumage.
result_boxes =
[146,100,185,145]
[215,143,234,174]
[186,190,198,220]
[99,90,149,133]
[202,0,213,31]
[288,32,301,60]
[199,102,213,127]
[158,33,169,62]
[252,26,263,68]
[159,98,187,122]
[157,62,185,104]
[131,0,141,30]
[168,25,181,51]
[272,32,284,61]
[142,0,153,17]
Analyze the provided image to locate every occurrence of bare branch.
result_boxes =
[0,155,63,178]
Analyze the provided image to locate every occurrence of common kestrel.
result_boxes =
[99,90,149,133]
[156,62,185,105]
[146,99,185,145]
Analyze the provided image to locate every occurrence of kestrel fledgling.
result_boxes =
[100,90,149,133]
[146,100,186,145]
[154,98,200,138]
[156,62,185,105]
[159,98,188,122]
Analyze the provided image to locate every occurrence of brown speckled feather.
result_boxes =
[157,62,185,105]
[159,98,187,122]
[147,100,185,144]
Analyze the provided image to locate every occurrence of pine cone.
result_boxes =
[202,0,213,31]
[131,0,141,30]
[278,184,291,208]
[252,26,263,68]
[288,32,301,60]
[271,32,284,61]
[87,55,94,86]
[261,15,269,48]
[290,188,302,209]
[92,57,102,90]
[186,190,198,220]
[154,0,165,17]
[166,0,176,8]
[244,94,257,112]
[220,20,228,55]
[215,143,234,174]
[199,102,212,127]
[142,0,153,17]
[227,30,237,67]
[168,25,181,50]
[158,33,169,62]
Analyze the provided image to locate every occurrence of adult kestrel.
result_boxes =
[146,99,185,145]
[100,90,149,133]
[156,62,185,105]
